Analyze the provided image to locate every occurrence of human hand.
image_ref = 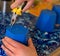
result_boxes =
[1,37,37,56]
[11,0,34,12]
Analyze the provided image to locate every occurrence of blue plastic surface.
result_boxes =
[36,9,57,32]
[5,24,29,45]
[52,5,60,24]
[0,11,60,56]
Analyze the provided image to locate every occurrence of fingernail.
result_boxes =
[22,10,25,12]
[4,37,7,39]
[4,37,9,41]
[29,38,32,40]
[2,39,4,41]
[5,37,10,40]
[10,4,14,9]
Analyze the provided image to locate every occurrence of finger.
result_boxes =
[1,45,14,56]
[11,0,24,9]
[4,37,26,48]
[47,0,52,2]
[28,38,35,49]
[2,38,15,52]
[22,0,34,12]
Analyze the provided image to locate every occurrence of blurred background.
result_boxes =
[0,0,60,16]
[0,0,60,56]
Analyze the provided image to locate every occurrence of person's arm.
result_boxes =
[1,37,38,56]
[11,0,34,12]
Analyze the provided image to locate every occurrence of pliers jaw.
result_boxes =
[11,7,22,26]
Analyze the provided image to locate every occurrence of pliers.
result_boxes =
[11,1,27,26]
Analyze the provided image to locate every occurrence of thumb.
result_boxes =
[28,38,35,49]
[10,0,24,9]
